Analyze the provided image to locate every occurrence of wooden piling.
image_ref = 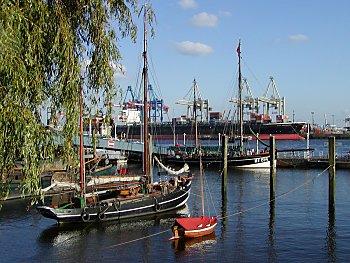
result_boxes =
[328,136,336,209]
[221,134,228,197]
[270,136,276,200]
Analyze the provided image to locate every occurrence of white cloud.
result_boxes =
[178,0,197,9]
[288,34,309,42]
[192,12,218,27]
[112,62,126,81]
[81,59,126,80]
[175,41,213,56]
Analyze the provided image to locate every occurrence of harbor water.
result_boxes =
[1,139,350,262]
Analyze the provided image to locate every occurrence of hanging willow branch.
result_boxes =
[0,0,155,203]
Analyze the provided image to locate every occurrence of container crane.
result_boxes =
[176,79,210,122]
[258,76,285,117]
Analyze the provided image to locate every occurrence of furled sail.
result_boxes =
[154,155,189,175]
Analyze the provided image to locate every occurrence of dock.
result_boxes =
[79,135,350,169]
[277,150,350,169]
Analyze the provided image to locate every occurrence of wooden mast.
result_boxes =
[142,4,149,177]
[199,146,205,217]
[237,39,244,155]
[193,79,198,148]
[79,84,85,197]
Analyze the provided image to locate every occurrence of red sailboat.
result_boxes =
[170,146,218,239]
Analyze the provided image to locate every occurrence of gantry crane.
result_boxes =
[230,78,258,113]
[258,76,285,116]
[176,79,210,122]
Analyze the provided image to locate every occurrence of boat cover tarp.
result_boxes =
[175,216,217,230]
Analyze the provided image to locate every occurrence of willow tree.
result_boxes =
[0,0,155,203]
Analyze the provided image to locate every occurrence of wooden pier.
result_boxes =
[84,135,350,169]
[277,156,350,169]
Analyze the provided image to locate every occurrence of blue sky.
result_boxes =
[115,0,350,127]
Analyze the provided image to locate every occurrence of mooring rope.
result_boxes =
[106,229,171,249]
[102,165,331,249]
[218,165,331,220]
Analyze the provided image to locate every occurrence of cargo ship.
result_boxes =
[112,76,305,141]
[113,110,305,141]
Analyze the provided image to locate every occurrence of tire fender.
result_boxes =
[98,212,106,221]
[81,212,90,222]
[154,199,161,212]
[114,199,121,211]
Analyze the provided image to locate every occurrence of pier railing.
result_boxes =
[277,151,350,161]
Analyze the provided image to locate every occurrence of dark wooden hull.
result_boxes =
[37,179,192,223]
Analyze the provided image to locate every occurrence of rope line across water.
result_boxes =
[105,165,331,248]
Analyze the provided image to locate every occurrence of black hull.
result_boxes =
[36,181,191,224]
[115,122,305,140]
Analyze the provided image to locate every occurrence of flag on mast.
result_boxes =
[236,40,241,55]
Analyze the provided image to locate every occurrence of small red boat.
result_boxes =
[171,215,217,239]
[170,144,218,240]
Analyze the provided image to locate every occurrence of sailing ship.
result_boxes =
[230,39,270,168]
[170,146,217,239]
[36,5,192,223]
[166,51,271,169]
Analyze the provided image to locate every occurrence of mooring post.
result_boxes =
[270,136,276,200]
[221,134,228,197]
[328,136,336,210]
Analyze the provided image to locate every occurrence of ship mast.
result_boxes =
[199,146,204,216]
[193,79,199,147]
[142,4,149,177]
[237,39,244,155]
[79,84,85,200]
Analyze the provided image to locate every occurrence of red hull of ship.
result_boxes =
[253,133,305,140]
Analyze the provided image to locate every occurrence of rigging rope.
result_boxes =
[248,126,270,148]
[106,229,171,249]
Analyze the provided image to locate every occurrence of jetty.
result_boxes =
[277,151,350,169]
[73,134,350,169]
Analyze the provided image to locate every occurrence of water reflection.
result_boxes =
[3,161,350,262]
[233,174,245,262]
[221,187,227,232]
[268,200,276,262]
[171,232,216,251]
[39,223,90,247]
[326,204,336,262]
[38,205,190,246]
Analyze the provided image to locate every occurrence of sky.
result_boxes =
[114,0,350,128]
